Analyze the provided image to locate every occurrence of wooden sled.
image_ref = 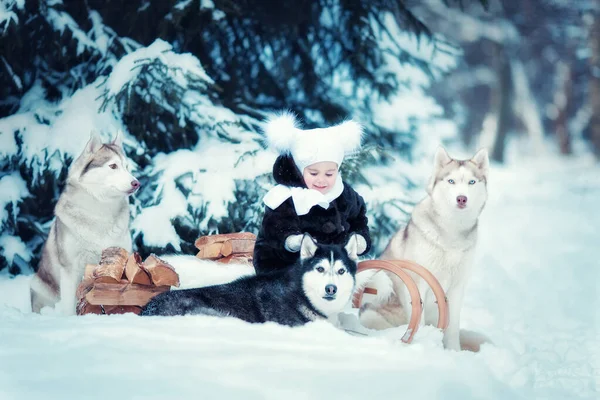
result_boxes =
[352,260,449,344]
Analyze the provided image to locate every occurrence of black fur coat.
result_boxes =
[253,155,371,274]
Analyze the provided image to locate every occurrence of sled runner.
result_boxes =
[352,260,449,344]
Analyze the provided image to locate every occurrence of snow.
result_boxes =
[105,39,213,97]
[375,12,458,76]
[1,150,598,399]
[132,135,274,247]
[45,4,97,56]
[0,235,31,266]
[0,37,276,257]
[0,173,29,226]
[1,55,22,90]
[0,0,23,32]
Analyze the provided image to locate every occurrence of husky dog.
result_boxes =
[141,234,359,326]
[359,147,489,350]
[30,132,140,315]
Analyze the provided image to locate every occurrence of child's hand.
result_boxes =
[284,234,304,252]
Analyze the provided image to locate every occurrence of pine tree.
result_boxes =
[0,0,484,274]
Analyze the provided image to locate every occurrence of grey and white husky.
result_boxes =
[358,147,489,350]
[30,132,140,315]
[141,234,359,326]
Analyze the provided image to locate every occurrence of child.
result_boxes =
[253,112,371,274]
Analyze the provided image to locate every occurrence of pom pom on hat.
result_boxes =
[263,111,363,173]
[264,111,300,154]
[333,120,363,153]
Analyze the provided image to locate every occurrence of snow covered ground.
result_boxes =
[1,149,598,399]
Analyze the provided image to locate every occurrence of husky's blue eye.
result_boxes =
[469,179,476,185]
[448,179,455,184]
[316,267,325,273]
[337,269,345,275]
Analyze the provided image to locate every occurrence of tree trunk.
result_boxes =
[511,60,546,154]
[590,13,600,159]
[554,61,573,155]
[491,44,513,163]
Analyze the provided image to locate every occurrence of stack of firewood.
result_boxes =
[76,247,180,316]
[195,232,256,265]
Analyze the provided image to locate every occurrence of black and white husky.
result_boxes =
[141,234,359,326]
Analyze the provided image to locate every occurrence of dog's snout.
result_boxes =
[456,195,467,207]
[325,284,337,296]
[131,180,140,189]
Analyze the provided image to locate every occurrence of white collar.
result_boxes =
[263,177,344,215]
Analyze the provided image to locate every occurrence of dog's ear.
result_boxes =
[112,130,124,148]
[85,131,102,154]
[344,234,359,262]
[427,146,452,194]
[434,146,452,169]
[300,233,318,260]
[472,148,489,178]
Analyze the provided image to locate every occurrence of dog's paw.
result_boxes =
[358,295,409,330]
[358,303,395,330]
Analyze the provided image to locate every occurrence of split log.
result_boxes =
[85,280,170,306]
[216,253,253,265]
[195,232,256,249]
[76,278,95,301]
[77,264,98,300]
[76,299,143,315]
[143,254,180,287]
[93,247,129,283]
[84,264,97,280]
[125,252,152,285]
[76,299,103,315]
[196,242,224,260]
[220,239,255,257]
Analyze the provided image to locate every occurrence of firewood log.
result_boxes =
[76,278,95,301]
[143,254,180,287]
[216,253,253,265]
[83,264,97,280]
[220,239,256,257]
[195,242,224,259]
[194,232,256,249]
[77,264,98,300]
[85,280,170,306]
[93,247,129,283]
[76,299,143,315]
[76,299,103,315]
[125,252,152,285]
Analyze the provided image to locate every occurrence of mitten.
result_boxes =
[355,234,367,255]
[284,234,304,252]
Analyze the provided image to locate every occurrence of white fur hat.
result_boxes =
[263,111,363,173]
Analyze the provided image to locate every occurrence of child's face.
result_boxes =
[303,161,338,194]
